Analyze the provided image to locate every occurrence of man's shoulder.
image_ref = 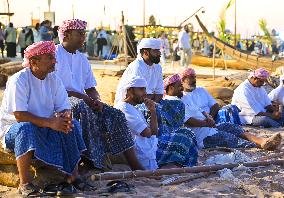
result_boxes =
[9,68,29,83]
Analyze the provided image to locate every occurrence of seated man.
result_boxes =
[115,38,164,104]
[117,75,198,168]
[269,75,284,112]
[179,68,220,120]
[115,76,158,170]
[162,74,281,151]
[55,19,143,170]
[232,68,282,128]
[0,41,86,196]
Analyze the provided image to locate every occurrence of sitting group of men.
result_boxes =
[0,19,282,197]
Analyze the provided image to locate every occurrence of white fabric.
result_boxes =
[120,76,147,101]
[137,38,161,55]
[55,44,97,94]
[178,30,191,49]
[180,94,218,149]
[232,79,272,124]
[268,75,284,105]
[114,102,158,167]
[0,68,70,146]
[138,158,158,170]
[164,95,217,149]
[115,57,164,104]
[183,87,217,114]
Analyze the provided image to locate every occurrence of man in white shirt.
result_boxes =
[180,68,220,120]
[0,41,87,196]
[115,38,164,104]
[115,76,158,170]
[178,25,192,67]
[232,68,282,128]
[165,73,281,151]
[269,75,284,108]
[55,19,143,171]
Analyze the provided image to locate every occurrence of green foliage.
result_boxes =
[258,19,272,44]
[217,0,235,43]
[148,15,156,26]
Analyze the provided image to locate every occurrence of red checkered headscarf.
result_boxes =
[163,74,181,90]
[179,68,196,79]
[249,68,269,80]
[58,19,87,42]
[22,41,55,67]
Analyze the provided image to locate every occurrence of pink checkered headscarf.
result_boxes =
[58,19,87,42]
[164,74,181,89]
[249,68,270,80]
[22,41,56,67]
[179,68,196,79]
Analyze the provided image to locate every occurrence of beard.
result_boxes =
[149,53,160,64]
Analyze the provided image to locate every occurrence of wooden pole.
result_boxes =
[121,11,128,66]
[6,0,10,23]
[234,0,237,47]
[143,0,145,38]
[212,42,216,80]
[91,159,284,181]
[221,50,227,70]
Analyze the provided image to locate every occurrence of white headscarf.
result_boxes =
[119,76,147,103]
[137,38,161,57]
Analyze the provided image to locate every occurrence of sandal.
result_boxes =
[18,183,46,197]
[56,182,77,196]
[43,183,58,196]
[72,178,96,192]
[106,180,133,193]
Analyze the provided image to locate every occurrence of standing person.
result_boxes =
[96,29,107,59]
[111,31,120,55]
[33,23,41,42]
[178,25,192,67]
[25,27,34,47]
[4,22,17,58]
[0,22,5,58]
[17,28,26,58]
[159,32,170,66]
[52,26,60,44]
[0,41,87,196]
[39,20,53,41]
[55,19,143,170]
[115,38,164,104]
[86,29,96,57]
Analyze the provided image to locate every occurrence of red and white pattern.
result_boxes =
[22,41,56,67]
[163,74,181,89]
[179,68,196,79]
[58,19,87,42]
[249,68,270,80]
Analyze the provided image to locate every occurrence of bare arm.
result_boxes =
[140,99,158,137]
[209,103,220,118]
[184,117,208,127]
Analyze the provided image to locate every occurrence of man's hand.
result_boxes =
[144,98,156,113]
[49,116,73,134]
[83,96,103,112]
[272,111,281,120]
[206,117,216,128]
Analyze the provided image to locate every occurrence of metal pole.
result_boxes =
[143,0,145,38]
[234,0,237,47]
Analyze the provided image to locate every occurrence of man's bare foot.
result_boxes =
[261,133,282,151]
